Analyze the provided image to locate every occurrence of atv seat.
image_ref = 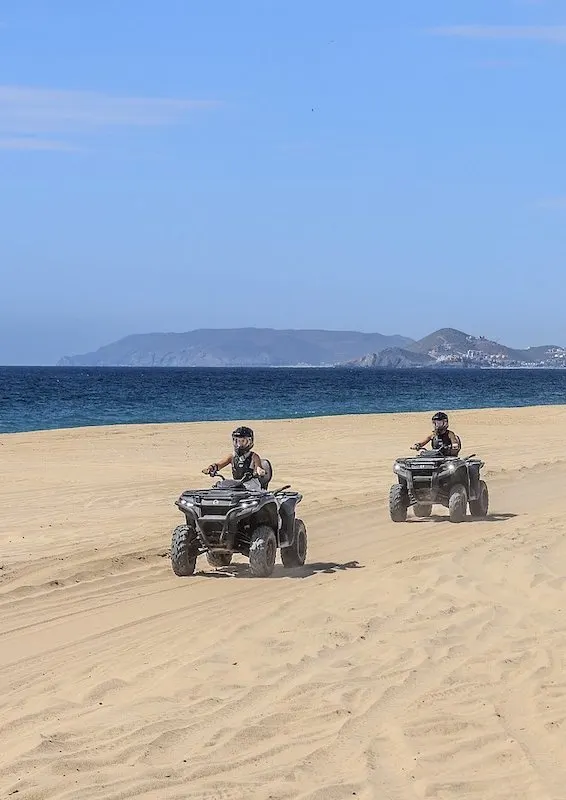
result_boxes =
[259,459,273,489]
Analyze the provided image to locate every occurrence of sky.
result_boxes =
[1,0,566,364]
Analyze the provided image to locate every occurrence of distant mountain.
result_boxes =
[57,326,566,369]
[342,348,435,369]
[57,328,414,368]
[339,328,566,369]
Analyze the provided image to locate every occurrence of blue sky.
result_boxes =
[1,0,566,364]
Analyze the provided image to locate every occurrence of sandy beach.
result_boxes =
[2,406,566,799]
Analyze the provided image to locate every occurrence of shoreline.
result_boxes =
[2,402,566,438]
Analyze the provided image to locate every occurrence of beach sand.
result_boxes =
[2,406,566,799]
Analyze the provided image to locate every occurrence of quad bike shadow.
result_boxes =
[198,559,364,580]
[404,512,518,524]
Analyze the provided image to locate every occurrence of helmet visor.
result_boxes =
[233,436,252,450]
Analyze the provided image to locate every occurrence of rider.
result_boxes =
[412,411,462,456]
[202,425,266,490]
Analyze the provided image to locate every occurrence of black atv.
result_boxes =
[171,460,307,578]
[389,447,489,524]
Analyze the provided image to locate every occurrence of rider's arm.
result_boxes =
[448,431,461,455]
[251,452,266,476]
[414,433,432,449]
[202,454,232,474]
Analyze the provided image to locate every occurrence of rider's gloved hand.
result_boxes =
[202,463,218,476]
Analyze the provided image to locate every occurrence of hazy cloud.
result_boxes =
[475,58,522,68]
[536,196,566,210]
[0,85,217,152]
[429,25,566,43]
[0,136,80,152]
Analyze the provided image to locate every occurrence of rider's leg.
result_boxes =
[243,477,262,492]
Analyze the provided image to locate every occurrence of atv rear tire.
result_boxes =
[249,525,277,577]
[389,484,408,522]
[281,519,307,568]
[469,480,489,518]
[206,552,233,568]
[171,524,198,576]
[413,503,432,518]
[448,484,467,523]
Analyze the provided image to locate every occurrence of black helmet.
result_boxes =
[432,411,448,433]
[232,425,254,456]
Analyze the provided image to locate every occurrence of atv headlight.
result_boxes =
[239,499,259,508]
[393,463,402,474]
[180,498,194,507]
[447,463,456,473]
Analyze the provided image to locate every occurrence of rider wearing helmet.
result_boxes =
[412,412,461,456]
[202,425,266,489]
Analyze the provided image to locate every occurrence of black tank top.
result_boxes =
[432,431,456,454]
[231,451,254,481]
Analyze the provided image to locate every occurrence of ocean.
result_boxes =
[1,366,565,435]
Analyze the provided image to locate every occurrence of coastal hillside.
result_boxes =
[344,348,435,369]
[340,328,566,369]
[58,326,566,369]
[57,328,413,367]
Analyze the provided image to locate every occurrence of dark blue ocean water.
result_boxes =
[1,367,565,434]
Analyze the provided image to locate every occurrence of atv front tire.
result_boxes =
[281,519,308,568]
[413,503,432,518]
[206,552,233,568]
[171,524,198,576]
[389,484,408,522]
[448,484,467,523]
[469,480,489,518]
[249,525,277,577]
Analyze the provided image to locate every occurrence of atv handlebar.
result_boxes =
[408,447,478,461]
[207,474,293,495]
[208,472,274,487]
